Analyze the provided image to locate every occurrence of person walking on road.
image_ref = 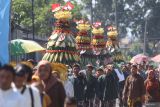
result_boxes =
[123,64,145,107]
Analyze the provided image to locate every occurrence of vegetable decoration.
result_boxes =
[42,2,80,65]
[75,20,91,50]
[106,26,119,50]
[106,26,124,62]
[91,22,106,50]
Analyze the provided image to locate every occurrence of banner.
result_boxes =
[0,0,11,65]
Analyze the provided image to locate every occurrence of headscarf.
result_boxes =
[146,70,159,92]
[37,60,52,73]
[147,70,155,81]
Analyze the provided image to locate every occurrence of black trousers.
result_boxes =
[100,100,116,107]
[85,99,94,107]
[76,100,85,107]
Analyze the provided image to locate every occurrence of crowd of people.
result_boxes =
[0,60,160,107]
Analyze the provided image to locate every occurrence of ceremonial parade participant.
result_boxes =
[37,60,66,107]
[95,68,104,79]
[119,64,130,107]
[0,65,24,107]
[145,70,160,103]
[97,64,119,107]
[32,82,52,107]
[14,64,42,107]
[137,64,146,80]
[121,64,130,79]
[94,68,104,107]
[123,64,145,107]
[85,64,97,107]
[64,71,75,107]
[69,63,87,107]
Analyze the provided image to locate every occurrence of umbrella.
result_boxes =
[130,54,149,64]
[10,39,45,55]
[151,54,160,63]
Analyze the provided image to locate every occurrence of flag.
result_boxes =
[63,2,74,10]
[52,3,61,12]
[93,22,101,28]
[0,0,11,65]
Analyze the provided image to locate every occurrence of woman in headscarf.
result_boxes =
[144,70,160,103]
[37,60,66,107]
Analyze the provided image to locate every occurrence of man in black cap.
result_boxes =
[97,64,119,107]
[85,64,97,107]
[13,64,42,107]
[69,63,87,107]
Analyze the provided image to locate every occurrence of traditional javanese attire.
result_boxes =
[97,70,119,107]
[123,74,145,107]
[69,74,87,107]
[85,71,97,107]
[44,75,66,107]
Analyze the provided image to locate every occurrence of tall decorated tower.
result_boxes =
[91,22,106,53]
[75,20,91,50]
[42,2,80,65]
[75,20,95,67]
[106,26,123,63]
[90,22,110,66]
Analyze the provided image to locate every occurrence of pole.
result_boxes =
[32,0,35,40]
[31,0,35,60]
[91,0,93,24]
[91,0,93,38]
[115,0,118,29]
[143,18,147,55]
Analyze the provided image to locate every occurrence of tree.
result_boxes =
[11,0,83,36]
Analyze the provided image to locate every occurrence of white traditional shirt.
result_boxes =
[114,69,125,82]
[0,88,24,107]
[64,80,74,98]
[14,85,42,107]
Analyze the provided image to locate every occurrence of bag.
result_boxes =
[21,86,35,107]
[29,87,34,107]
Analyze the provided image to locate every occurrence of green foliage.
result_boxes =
[12,0,83,36]
[12,0,160,47]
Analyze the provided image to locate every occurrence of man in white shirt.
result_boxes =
[64,78,74,98]
[0,64,24,107]
[14,64,42,107]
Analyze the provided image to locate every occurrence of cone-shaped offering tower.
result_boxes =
[75,20,91,50]
[42,2,80,65]
[88,22,110,66]
[75,20,95,67]
[106,26,119,50]
[91,22,106,51]
[106,26,123,62]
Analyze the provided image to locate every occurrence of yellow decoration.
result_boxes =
[107,30,118,38]
[92,39,97,45]
[76,23,90,31]
[92,28,104,35]
[54,10,72,19]
[91,39,105,45]
[107,26,118,39]
[50,63,68,81]
[76,36,90,43]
